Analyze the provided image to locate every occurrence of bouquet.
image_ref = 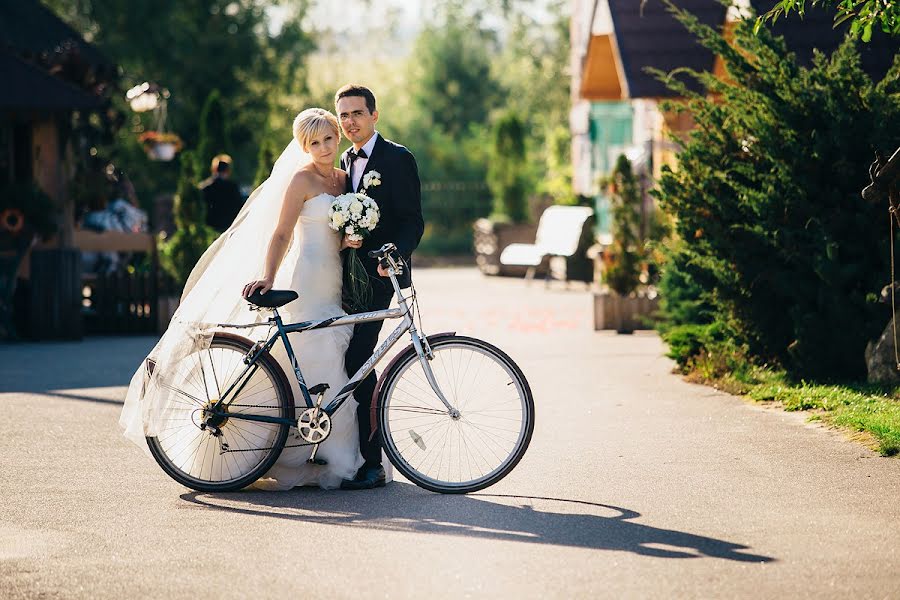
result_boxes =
[329,192,380,311]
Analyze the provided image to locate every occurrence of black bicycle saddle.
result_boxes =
[245,289,298,308]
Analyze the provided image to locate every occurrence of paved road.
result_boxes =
[1,268,898,599]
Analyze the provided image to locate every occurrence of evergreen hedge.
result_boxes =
[654,5,900,379]
[159,151,218,287]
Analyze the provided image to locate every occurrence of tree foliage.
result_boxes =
[43,0,314,195]
[654,5,900,379]
[196,89,232,178]
[757,0,900,42]
[158,151,218,286]
[254,136,280,188]
[488,113,528,222]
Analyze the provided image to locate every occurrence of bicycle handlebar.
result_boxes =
[367,242,397,260]
[367,242,403,276]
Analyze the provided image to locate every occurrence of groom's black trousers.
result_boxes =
[344,283,393,467]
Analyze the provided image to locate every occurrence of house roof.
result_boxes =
[607,0,728,98]
[580,0,898,101]
[749,1,899,81]
[0,49,103,110]
[0,1,112,70]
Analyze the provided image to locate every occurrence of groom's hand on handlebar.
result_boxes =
[243,278,273,299]
[377,264,389,277]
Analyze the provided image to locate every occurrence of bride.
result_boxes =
[120,108,367,490]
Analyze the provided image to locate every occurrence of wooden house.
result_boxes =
[0,0,115,339]
[571,0,899,238]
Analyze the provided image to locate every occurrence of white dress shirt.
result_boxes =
[350,131,379,192]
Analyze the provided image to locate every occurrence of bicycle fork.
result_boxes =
[408,325,461,419]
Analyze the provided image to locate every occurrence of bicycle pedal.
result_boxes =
[309,383,330,396]
[306,458,328,466]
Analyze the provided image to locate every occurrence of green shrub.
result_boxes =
[158,151,218,287]
[653,5,900,380]
[488,112,528,223]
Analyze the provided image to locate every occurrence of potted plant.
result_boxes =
[594,155,659,333]
[138,131,184,162]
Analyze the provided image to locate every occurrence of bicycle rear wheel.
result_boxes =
[146,333,293,492]
[378,335,534,494]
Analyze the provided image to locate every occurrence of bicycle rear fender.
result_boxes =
[368,331,457,440]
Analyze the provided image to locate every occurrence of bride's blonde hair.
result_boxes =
[292,108,340,151]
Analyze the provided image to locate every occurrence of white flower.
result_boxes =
[363,171,382,189]
[349,200,364,215]
[345,226,354,234]
[331,212,346,228]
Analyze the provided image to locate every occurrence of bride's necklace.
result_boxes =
[313,164,340,193]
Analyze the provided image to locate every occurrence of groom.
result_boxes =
[336,84,424,490]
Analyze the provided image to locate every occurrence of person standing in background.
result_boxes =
[201,154,244,233]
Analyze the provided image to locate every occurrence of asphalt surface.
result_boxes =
[1,268,898,599]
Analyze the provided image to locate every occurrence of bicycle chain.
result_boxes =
[211,403,314,453]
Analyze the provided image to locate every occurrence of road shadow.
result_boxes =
[180,483,773,562]
[0,336,157,393]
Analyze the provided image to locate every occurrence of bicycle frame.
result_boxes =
[207,264,455,429]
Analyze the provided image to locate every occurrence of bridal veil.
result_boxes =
[119,139,310,449]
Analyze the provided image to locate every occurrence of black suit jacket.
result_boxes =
[200,176,244,233]
[340,134,423,292]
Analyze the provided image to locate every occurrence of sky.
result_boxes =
[268,0,561,55]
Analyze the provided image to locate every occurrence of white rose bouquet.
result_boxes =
[329,192,380,310]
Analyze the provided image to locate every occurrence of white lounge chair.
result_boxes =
[499,205,594,283]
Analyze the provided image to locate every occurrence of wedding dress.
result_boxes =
[250,193,362,490]
[119,140,367,490]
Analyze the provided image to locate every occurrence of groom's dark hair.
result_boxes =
[335,84,377,114]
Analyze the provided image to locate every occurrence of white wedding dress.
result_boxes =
[251,193,363,490]
[120,140,387,491]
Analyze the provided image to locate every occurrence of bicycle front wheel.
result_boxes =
[146,333,293,492]
[378,335,534,494]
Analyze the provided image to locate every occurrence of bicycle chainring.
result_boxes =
[296,408,331,443]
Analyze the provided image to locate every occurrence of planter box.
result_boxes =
[594,290,659,332]
[472,218,539,277]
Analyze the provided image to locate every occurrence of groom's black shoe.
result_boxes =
[340,465,386,490]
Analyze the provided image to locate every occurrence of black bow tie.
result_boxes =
[348,148,368,164]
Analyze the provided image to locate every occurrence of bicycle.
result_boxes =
[146,243,534,494]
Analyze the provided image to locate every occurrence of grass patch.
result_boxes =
[690,366,900,456]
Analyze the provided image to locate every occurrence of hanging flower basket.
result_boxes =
[138,131,183,162]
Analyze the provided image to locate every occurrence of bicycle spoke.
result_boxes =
[147,337,290,491]
[382,339,532,492]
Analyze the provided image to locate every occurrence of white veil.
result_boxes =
[119,139,311,449]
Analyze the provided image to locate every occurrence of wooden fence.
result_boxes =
[74,230,172,335]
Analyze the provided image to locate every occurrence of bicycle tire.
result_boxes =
[378,335,534,494]
[146,333,294,492]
